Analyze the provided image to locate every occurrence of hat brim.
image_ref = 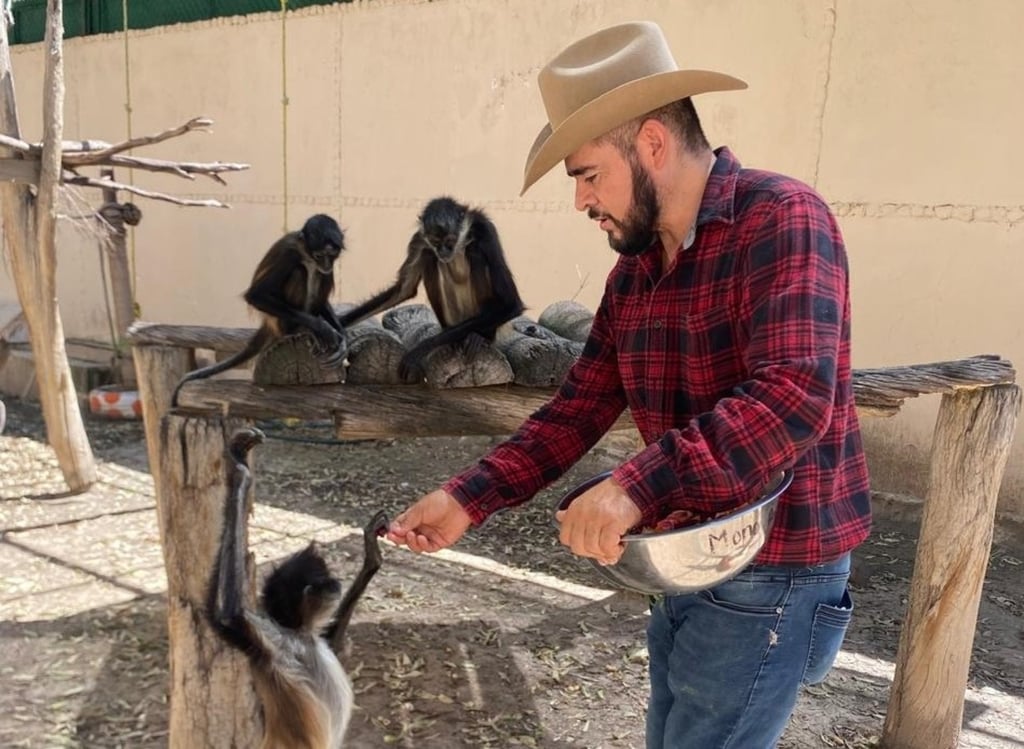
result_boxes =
[520,69,747,195]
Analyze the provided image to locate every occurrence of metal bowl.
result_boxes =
[555,470,794,595]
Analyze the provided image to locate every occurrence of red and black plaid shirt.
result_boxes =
[445,147,871,566]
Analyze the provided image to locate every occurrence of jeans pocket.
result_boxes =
[802,587,853,685]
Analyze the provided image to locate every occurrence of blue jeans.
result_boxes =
[645,554,853,749]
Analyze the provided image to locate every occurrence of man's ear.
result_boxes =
[635,118,671,170]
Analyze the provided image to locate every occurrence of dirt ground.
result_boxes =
[1,396,1023,748]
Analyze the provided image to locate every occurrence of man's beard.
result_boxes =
[588,156,659,257]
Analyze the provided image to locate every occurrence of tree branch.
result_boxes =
[60,116,214,164]
[62,173,231,208]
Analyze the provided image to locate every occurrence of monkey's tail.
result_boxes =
[171,328,271,408]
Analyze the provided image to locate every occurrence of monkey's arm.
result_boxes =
[337,242,425,327]
[207,429,277,656]
[326,510,388,652]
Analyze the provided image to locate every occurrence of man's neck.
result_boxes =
[657,148,715,267]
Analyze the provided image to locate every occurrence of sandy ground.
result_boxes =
[1,397,1022,748]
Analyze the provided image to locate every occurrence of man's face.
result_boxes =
[565,139,659,257]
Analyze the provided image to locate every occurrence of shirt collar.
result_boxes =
[696,146,741,227]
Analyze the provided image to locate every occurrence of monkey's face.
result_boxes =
[263,544,342,632]
[423,228,462,263]
[419,197,468,263]
[301,214,345,274]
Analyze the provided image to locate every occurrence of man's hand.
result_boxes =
[386,489,472,553]
[555,476,642,565]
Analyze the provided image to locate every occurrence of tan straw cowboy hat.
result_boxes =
[521,21,748,195]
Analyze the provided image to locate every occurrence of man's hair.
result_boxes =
[599,97,710,156]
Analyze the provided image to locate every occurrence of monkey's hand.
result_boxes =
[397,351,426,384]
[364,510,389,567]
[460,332,490,358]
[311,320,346,367]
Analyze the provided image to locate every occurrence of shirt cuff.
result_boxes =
[442,468,504,527]
[611,439,684,528]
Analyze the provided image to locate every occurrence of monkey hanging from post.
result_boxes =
[338,196,525,383]
[171,214,347,407]
[207,427,388,749]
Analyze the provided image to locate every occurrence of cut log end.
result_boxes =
[252,333,346,386]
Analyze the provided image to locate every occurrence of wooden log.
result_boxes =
[157,413,261,749]
[252,331,346,386]
[538,300,594,343]
[881,384,1022,749]
[99,168,139,386]
[0,6,96,492]
[171,379,636,438]
[343,318,405,385]
[383,304,514,388]
[133,344,193,494]
[497,317,583,387]
[127,322,256,352]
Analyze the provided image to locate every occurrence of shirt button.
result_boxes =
[653,320,663,329]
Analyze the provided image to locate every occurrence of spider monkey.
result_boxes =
[171,214,347,407]
[207,427,388,749]
[338,196,525,383]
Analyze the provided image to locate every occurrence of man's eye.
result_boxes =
[585,174,597,184]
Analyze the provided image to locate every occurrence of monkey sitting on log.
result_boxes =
[338,196,525,383]
[207,427,388,749]
[172,214,347,407]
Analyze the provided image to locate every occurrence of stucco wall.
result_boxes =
[2,0,1021,513]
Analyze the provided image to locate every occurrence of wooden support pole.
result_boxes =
[0,0,97,492]
[99,167,139,386]
[156,412,261,749]
[881,384,1021,749]
[133,344,194,493]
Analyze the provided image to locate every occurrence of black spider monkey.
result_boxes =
[207,427,388,749]
[171,214,346,407]
[338,196,525,383]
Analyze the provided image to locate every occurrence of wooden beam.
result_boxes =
[0,157,40,184]
[172,379,637,439]
[881,384,1021,748]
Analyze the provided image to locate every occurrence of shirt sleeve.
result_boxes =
[611,193,847,526]
[443,286,629,525]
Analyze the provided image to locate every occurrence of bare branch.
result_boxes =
[62,173,231,208]
[99,153,249,185]
[60,117,214,164]
[0,133,32,153]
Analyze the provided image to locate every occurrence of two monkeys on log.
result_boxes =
[172,197,524,403]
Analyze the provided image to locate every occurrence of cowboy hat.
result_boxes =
[521,21,747,195]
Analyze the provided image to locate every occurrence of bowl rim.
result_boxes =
[556,469,795,541]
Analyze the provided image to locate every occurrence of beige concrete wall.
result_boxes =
[3,0,1021,513]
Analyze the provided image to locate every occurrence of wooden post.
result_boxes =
[133,343,193,494]
[99,167,140,386]
[0,0,97,491]
[156,413,261,748]
[881,384,1021,748]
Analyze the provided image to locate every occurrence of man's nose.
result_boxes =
[574,180,593,213]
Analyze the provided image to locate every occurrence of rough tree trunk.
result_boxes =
[157,413,262,748]
[381,304,513,388]
[343,318,405,385]
[538,299,594,343]
[0,1,96,491]
[881,385,1022,748]
[99,168,139,385]
[497,316,583,387]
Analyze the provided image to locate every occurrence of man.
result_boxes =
[387,21,871,748]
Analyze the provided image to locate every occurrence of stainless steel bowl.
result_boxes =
[555,470,794,595]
